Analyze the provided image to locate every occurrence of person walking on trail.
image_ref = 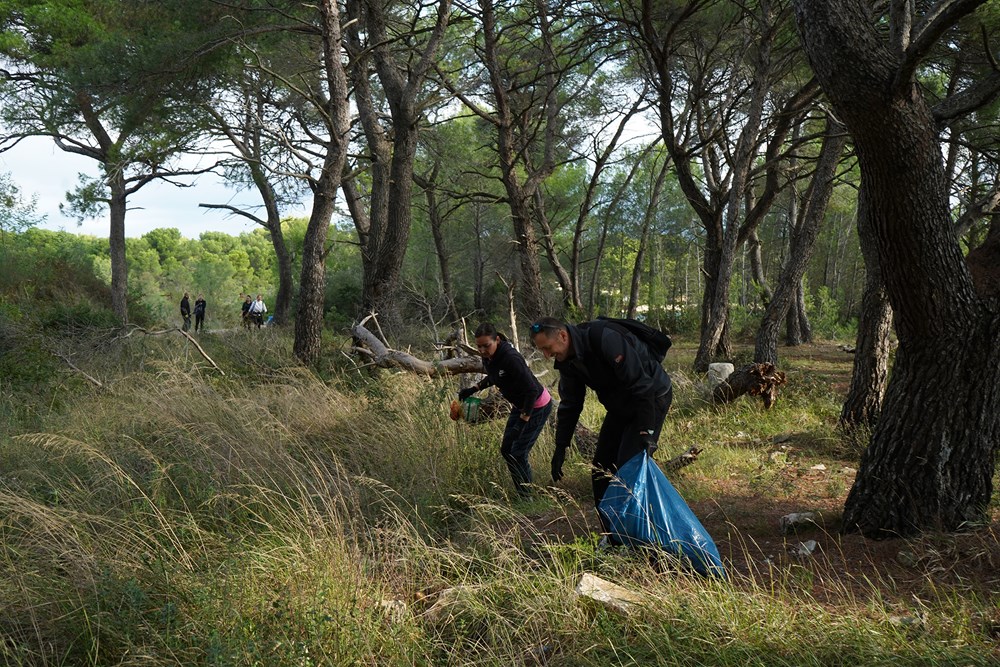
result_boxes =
[180,292,192,332]
[528,317,672,522]
[193,294,207,332]
[459,322,553,497]
[241,294,252,329]
[248,294,267,328]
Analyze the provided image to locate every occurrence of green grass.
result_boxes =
[0,330,998,666]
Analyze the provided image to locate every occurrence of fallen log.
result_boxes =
[712,362,787,409]
[351,322,484,376]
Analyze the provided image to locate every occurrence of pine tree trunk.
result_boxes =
[269,224,294,326]
[794,0,1000,536]
[840,185,892,429]
[107,173,129,325]
[293,0,351,364]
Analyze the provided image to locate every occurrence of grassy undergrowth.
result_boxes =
[1,329,998,666]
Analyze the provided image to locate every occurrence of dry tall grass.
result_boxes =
[1,336,997,666]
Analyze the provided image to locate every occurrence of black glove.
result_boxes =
[458,386,478,401]
[639,433,658,457]
[551,444,568,482]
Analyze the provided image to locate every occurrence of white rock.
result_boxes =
[707,362,735,388]
[810,464,827,471]
[788,539,818,560]
[575,573,643,614]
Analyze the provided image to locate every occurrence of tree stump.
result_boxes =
[712,363,787,409]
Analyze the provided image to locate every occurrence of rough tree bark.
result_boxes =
[107,171,128,324]
[794,0,1000,536]
[346,0,452,322]
[293,0,352,364]
[839,184,893,430]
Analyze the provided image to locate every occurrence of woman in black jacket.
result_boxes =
[459,323,553,497]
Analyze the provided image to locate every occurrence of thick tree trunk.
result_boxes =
[795,280,812,343]
[349,0,450,323]
[107,173,129,324]
[362,128,419,319]
[694,241,732,371]
[785,286,803,346]
[747,228,771,307]
[794,0,1000,536]
[509,194,546,320]
[293,0,351,365]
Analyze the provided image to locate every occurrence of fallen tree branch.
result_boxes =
[111,325,225,375]
[661,446,703,473]
[713,363,787,409]
[53,352,103,388]
[178,329,225,376]
[351,322,485,376]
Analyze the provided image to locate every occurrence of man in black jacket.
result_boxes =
[529,316,672,514]
[180,292,192,332]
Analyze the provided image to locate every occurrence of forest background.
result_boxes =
[1,0,999,664]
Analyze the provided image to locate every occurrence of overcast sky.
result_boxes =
[0,136,311,239]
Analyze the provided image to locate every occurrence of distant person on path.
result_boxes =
[459,322,553,497]
[180,292,192,332]
[241,294,252,329]
[193,294,207,332]
[529,317,672,522]
[248,294,267,329]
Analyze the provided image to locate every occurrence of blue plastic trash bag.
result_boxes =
[598,451,726,578]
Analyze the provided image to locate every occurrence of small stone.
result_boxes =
[840,466,857,475]
[809,464,827,471]
[771,433,793,444]
[788,539,818,560]
[780,512,818,534]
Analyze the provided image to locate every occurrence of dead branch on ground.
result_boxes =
[661,446,703,473]
[351,321,485,376]
[53,352,103,388]
[712,363,787,409]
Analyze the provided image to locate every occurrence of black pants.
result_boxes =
[500,400,553,497]
[181,314,191,332]
[591,387,672,514]
[194,313,205,331]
